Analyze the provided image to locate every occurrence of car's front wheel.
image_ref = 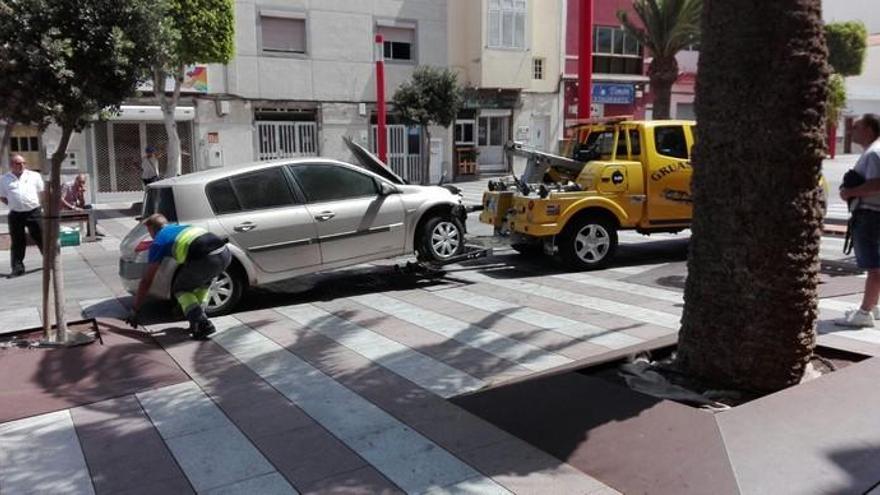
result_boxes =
[417,215,465,263]
[205,264,246,317]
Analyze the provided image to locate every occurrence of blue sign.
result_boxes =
[592,83,635,105]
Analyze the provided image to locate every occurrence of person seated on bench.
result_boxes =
[60,174,87,211]
[60,174,102,237]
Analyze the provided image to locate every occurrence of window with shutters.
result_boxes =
[260,14,307,55]
[533,57,544,80]
[377,24,416,62]
[488,0,527,49]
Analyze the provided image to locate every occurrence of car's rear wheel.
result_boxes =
[417,215,465,263]
[205,264,246,317]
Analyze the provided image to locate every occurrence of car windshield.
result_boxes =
[142,187,178,222]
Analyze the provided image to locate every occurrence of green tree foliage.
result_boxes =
[619,0,702,119]
[0,0,156,340]
[827,73,847,125]
[392,67,463,183]
[150,0,234,177]
[825,21,867,77]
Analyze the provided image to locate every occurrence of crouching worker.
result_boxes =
[126,213,231,340]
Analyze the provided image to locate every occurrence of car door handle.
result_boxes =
[314,211,335,221]
[234,222,256,232]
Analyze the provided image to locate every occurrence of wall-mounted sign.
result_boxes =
[592,83,635,105]
[138,65,208,94]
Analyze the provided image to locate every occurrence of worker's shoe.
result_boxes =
[191,320,216,340]
[872,306,880,320]
[835,309,875,329]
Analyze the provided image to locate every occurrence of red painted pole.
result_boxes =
[577,0,594,119]
[375,34,388,164]
[828,124,837,158]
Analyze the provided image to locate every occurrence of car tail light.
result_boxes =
[528,201,535,211]
[135,240,153,253]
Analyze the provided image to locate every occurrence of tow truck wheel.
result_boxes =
[417,215,465,263]
[559,216,618,270]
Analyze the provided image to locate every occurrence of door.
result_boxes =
[211,166,321,274]
[646,125,694,225]
[478,115,510,172]
[288,163,406,265]
[531,116,550,152]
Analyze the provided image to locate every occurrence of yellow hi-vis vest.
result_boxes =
[172,226,208,264]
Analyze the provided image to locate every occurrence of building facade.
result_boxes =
[448,0,565,175]
[562,0,698,139]
[18,0,565,191]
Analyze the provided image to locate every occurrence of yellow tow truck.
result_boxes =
[479,117,696,270]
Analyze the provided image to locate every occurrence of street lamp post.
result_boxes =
[375,34,388,164]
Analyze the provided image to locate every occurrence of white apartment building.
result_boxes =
[21,0,564,193]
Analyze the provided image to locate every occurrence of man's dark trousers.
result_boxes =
[8,208,43,273]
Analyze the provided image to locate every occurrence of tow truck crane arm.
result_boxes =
[504,141,586,195]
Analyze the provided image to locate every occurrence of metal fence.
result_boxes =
[92,121,193,192]
[371,124,424,184]
[257,121,318,161]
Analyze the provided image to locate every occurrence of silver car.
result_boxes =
[119,140,467,315]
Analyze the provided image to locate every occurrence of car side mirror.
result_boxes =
[380,182,399,196]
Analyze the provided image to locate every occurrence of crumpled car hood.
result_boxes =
[343,136,407,185]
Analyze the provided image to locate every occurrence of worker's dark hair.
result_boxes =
[144,213,168,232]
[861,113,880,138]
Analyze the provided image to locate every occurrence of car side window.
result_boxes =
[289,164,378,203]
[229,167,297,211]
[206,179,241,215]
[654,126,688,159]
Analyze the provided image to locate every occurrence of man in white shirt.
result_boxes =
[0,154,44,277]
[838,114,880,327]
[140,146,160,186]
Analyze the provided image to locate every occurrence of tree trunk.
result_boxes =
[41,126,74,341]
[648,57,679,120]
[154,66,184,177]
[422,125,431,185]
[676,0,829,393]
[0,122,12,171]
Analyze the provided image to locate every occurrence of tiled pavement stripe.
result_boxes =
[137,381,297,494]
[149,325,400,494]
[305,301,533,384]
[547,270,880,347]
[0,410,96,494]
[243,314,618,495]
[461,282,676,342]
[554,272,684,303]
[607,262,669,275]
[351,293,573,372]
[454,270,682,329]
[0,307,41,334]
[433,287,644,350]
[209,316,510,494]
[390,289,613,361]
[70,395,194,494]
[275,303,487,398]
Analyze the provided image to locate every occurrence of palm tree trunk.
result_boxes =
[676,0,829,393]
[648,57,679,120]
